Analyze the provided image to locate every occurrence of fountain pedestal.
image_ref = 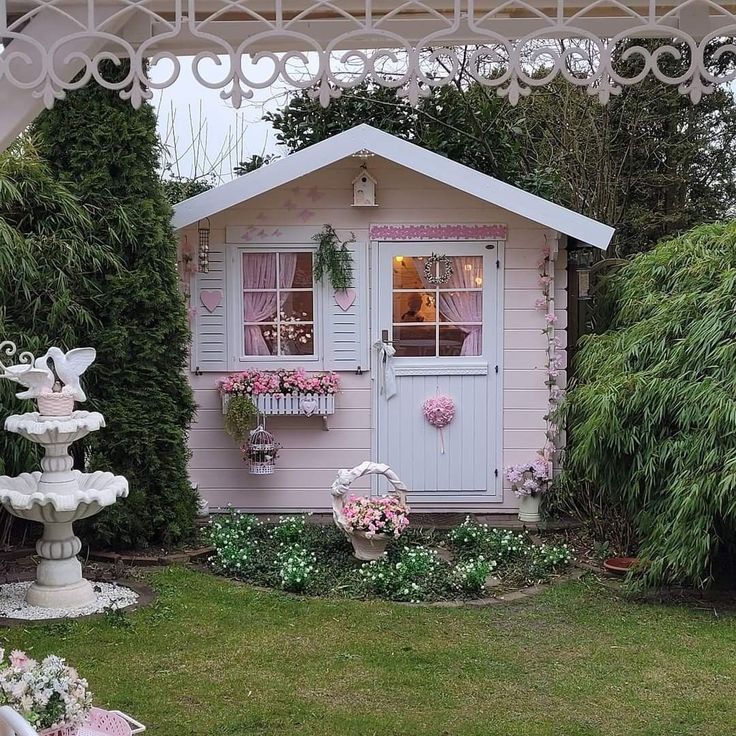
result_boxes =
[0,412,128,610]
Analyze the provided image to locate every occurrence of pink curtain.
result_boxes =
[420,256,482,356]
[243,253,297,355]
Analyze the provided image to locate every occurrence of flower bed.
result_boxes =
[207,515,573,603]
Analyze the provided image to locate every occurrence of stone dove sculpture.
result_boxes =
[36,347,96,402]
[3,363,55,399]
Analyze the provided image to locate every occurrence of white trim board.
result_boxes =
[173,125,614,249]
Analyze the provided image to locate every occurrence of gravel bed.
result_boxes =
[0,581,138,620]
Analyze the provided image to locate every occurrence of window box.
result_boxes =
[221,393,336,418]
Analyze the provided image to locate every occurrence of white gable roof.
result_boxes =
[172,124,614,249]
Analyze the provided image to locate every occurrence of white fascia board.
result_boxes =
[172,123,614,249]
[357,126,614,249]
[171,126,376,230]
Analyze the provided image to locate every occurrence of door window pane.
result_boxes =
[438,292,482,322]
[392,256,425,289]
[440,325,482,357]
[393,325,436,357]
[392,292,436,323]
[444,256,483,288]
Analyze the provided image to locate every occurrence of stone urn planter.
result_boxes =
[331,461,409,562]
[517,493,542,523]
[348,529,390,561]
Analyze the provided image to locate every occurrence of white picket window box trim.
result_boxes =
[221,393,336,430]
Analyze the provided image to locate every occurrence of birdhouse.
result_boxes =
[352,165,377,207]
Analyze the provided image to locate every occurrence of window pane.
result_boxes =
[393,325,436,357]
[281,252,313,288]
[439,325,482,357]
[243,252,276,289]
[244,324,277,356]
[438,292,482,322]
[243,292,277,322]
[280,291,314,321]
[392,256,427,289]
[392,291,436,323]
[281,324,315,355]
[442,256,483,288]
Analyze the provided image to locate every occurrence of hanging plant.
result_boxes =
[224,394,258,442]
[312,224,355,291]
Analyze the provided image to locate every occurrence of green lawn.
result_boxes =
[5,567,736,736]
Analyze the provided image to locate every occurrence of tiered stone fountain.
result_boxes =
[0,342,128,610]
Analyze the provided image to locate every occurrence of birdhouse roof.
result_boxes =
[172,124,614,249]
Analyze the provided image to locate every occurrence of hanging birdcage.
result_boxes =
[244,424,279,475]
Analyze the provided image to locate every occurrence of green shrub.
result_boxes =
[561,221,736,589]
[33,62,198,549]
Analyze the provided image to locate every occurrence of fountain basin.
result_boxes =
[0,470,128,521]
[5,411,104,445]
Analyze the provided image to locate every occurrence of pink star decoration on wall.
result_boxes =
[306,186,324,202]
[298,209,316,223]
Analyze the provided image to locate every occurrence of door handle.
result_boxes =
[381,329,392,345]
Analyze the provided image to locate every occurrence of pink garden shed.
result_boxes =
[173,124,613,517]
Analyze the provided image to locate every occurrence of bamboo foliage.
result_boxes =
[561,221,736,588]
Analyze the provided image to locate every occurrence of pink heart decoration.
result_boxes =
[200,290,222,313]
[334,288,357,312]
[300,398,318,416]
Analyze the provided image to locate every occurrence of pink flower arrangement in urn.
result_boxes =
[341,494,410,540]
[505,458,552,524]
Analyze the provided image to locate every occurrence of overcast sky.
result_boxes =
[150,56,291,183]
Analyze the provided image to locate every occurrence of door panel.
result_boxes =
[374,242,500,500]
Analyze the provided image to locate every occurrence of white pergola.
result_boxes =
[1,1,736,151]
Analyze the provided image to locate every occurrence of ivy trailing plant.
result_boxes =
[312,224,354,291]
[560,221,736,590]
[224,395,258,443]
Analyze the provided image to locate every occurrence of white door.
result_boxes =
[374,242,501,503]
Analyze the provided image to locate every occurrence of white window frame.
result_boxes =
[227,244,323,371]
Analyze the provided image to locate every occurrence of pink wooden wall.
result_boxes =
[179,158,566,513]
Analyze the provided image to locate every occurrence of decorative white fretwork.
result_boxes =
[2,1,736,110]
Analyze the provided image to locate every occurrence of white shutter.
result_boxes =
[193,242,228,372]
[325,241,369,372]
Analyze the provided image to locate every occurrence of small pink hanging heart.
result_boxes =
[200,289,222,313]
[300,397,319,416]
[334,288,357,312]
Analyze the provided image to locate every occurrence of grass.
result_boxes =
[4,566,736,736]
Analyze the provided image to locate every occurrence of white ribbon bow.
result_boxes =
[373,339,397,400]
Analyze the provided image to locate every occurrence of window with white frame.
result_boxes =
[241,250,316,357]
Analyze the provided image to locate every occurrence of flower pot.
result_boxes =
[517,493,541,523]
[349,530,390,561]
[37,393,74,417]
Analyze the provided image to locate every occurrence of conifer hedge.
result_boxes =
[33,64,198,549]
[561,221,736,588]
